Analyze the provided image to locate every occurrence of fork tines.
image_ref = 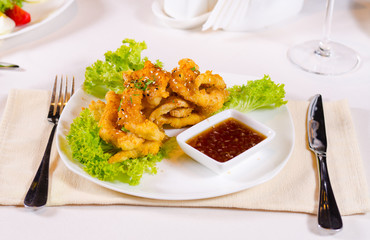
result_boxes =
[48,75,75,121]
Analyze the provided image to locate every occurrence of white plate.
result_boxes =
[56,73,295,200]
[0,0,74,40]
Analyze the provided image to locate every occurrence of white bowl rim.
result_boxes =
[176,109,276,173]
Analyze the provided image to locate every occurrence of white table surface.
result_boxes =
[1,0,370,239]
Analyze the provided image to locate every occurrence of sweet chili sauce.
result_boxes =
[186,118,266,163]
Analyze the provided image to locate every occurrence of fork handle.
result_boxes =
[24,124,57,208]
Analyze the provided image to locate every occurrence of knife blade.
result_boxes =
[307,94,342,231]
[0,62,19,69]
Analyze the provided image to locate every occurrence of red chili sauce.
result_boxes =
[186,118,266,163]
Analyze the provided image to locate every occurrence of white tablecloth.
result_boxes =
[1,0,369,239]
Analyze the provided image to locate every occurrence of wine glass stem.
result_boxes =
[316,0,335,57]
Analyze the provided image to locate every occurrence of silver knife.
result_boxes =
[307,94,343,231]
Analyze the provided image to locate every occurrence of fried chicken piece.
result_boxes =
[169,58,199,98]
[117,86,166,141]
[122,60,171,108]
[98,91,144,151]
[169,59,229,116]
[88,100,106,122]
[163,113,206,129]
[108,140,162,163]
[169,107,194,118]
[91,58,228,166]
[149,96,207,128]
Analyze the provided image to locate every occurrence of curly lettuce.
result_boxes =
[84,39,150,98]
[66,108,175,185]
[0,0,24,12]
[218,75,287,113]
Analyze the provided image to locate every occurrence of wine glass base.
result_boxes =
[288,40,360,75]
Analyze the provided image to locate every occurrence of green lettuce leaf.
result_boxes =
[218,75,287,113]
[0,0,24,12]
[66,108,174,185]
[83,39,149,98]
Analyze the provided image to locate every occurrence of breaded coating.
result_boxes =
[170,59,229,116]
[89,100,106,122]
[98,91,144,151]
[169,107,194,118]
[149,96,207,128]
[108,140,162,163]
[90,58,229,164]
[117,85,166,141]
[122,60,171,108]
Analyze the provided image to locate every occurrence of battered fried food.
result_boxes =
[91,58,228,164]
[169,107,194,118]
[122,60,171,108]
[88,100,106,122]
[96,90,164,163]
[108,140,162,163]
[94,61,172,163]
[149,96,207,128]
[98,91,144,151]
[192,71,229,115]
[117,80,166,141]
[170,58,229,116]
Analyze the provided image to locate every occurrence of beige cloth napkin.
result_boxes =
[1,89,370,215]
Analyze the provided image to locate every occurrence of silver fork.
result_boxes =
[24,76,75,208]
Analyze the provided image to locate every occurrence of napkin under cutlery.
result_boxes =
[0,89,370,215]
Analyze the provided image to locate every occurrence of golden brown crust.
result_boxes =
[98,91,145,151]
[170,59,228,116]
[90,58,228,163]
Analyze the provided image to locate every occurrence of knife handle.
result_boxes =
[316,154,343,231]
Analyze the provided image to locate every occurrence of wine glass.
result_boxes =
[287,0,360,75]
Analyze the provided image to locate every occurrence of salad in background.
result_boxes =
[0,0,43,35]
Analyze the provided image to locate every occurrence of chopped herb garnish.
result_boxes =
[121,126,130,132]
[117,99,123,112]
[133,80,142,90]
[131,77,155,91]
[143,79,154,91]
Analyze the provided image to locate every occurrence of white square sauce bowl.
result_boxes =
[176,109,276,174]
